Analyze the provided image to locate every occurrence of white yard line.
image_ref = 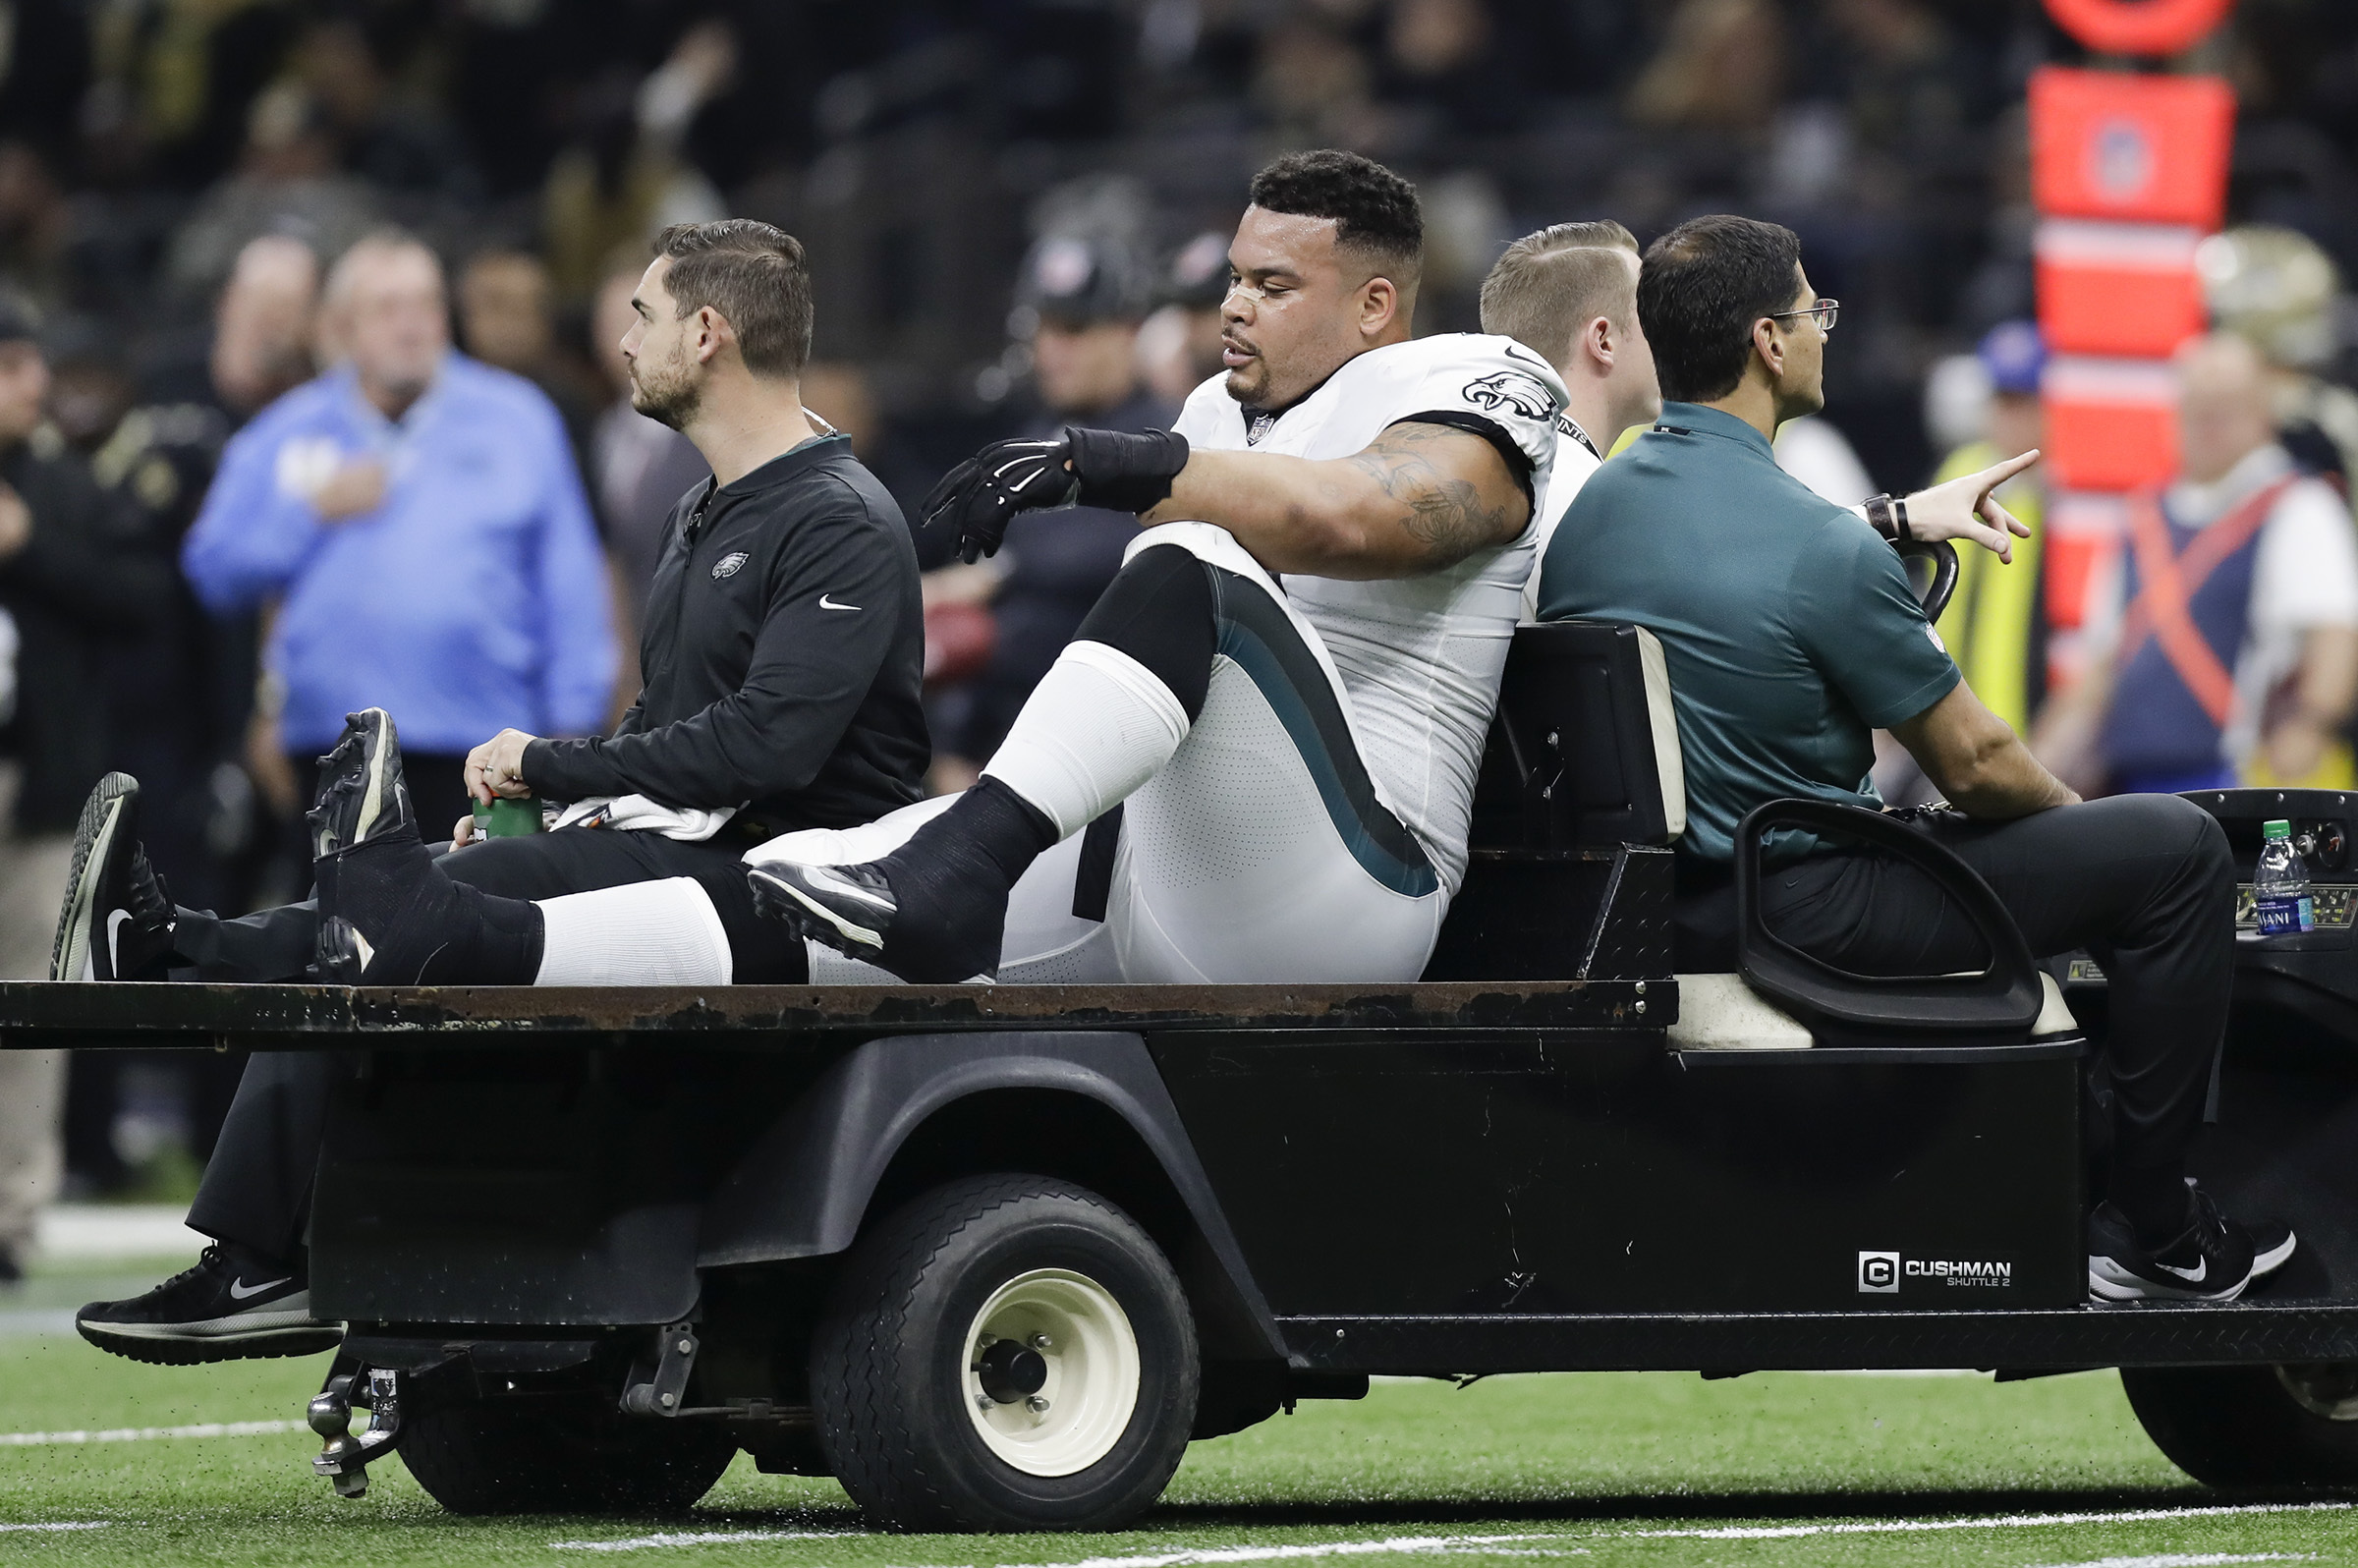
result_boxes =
[550,1532,857,1552]
[547,1534,1584,1562]
[998,1537,1581,1568]
[1631,1500,2351,1540]
[0,1522,110,1533]
[2023,1555,2315,1568]
[543,1506,2351,1561]
[0,1420,300,1446]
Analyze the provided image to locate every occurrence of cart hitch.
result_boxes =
[308,1356,466,1498]
[309,1368,405,1497]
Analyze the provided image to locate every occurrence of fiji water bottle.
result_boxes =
[2255,818,2315,935]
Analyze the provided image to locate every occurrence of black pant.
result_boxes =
[182,824,806,1257]
[1687,793,2230,1229]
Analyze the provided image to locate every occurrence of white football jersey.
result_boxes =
[1522,416,1604,623]
[1170,333,1565,892]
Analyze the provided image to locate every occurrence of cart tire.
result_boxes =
[398,1396,737,1515]
[811,1173,1198,1532]
[2121,1364,2358,1486]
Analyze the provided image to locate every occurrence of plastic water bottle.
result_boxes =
[2255,818,2315,935]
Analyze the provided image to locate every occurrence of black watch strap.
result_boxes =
[1864,491,1912,543]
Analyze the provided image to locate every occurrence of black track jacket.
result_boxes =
[523,433,926,836]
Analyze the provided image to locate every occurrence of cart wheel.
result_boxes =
[2121,1364,2358,1487]
[398,1395,737,1515]
[810,1173,1198,1532]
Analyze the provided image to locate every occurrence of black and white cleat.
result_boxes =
[749,860,895,957]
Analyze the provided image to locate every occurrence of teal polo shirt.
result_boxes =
[1535,402,1959,865]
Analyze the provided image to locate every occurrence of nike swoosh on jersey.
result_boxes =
[228,1276,293,1301]
[818,594,861,611]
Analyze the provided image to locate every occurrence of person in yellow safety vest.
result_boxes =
[1933,321,2048,737]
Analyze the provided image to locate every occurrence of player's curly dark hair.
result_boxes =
[1248,150,1423,284]
[1637,214,1804,403]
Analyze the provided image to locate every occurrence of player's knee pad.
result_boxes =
[1074,543,1216,720]
[533,876,731,985]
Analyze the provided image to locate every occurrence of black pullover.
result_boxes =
[524,433,926,836]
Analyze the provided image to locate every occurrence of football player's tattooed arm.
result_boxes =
[1138,420,1529,580]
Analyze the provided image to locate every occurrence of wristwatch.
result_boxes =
[1863,492,1913,542]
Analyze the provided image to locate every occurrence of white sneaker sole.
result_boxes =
[2088,1256,2251,1303]
[354,708,395,842]
[81,1306,331,1340]
[2254,1230,2298,1278]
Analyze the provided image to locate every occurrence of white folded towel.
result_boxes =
[552,794,739,842]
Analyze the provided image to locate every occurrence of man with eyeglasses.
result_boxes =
[1539,214,2294,1305]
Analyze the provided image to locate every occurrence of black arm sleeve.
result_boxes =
[523,485,911,807]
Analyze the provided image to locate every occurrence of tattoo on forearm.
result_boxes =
[1346,422,1519,569]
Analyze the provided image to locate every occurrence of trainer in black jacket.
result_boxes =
[154,432,926,990]
[525,431,926,836]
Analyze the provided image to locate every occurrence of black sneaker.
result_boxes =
[49,773,178,981]
[76,1243,341,1365]
[2088,1187,2293,1302]
[2192,1183,2296,1285]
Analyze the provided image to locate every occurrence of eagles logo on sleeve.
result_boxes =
[1460,369,1558,422]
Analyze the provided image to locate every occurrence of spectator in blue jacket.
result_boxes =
[182,229,616,835]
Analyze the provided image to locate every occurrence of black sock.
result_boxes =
[933,775,1060,878]
[2110,1161,2193,1248]
[316,823,546,983]
[1071,543,1216,721]
[866,777,1059,981]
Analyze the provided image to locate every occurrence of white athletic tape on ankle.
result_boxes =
[982,640,1190,839]
[533,877,731,985]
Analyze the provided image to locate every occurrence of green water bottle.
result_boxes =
[472,796,543,838]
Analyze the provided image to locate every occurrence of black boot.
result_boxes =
[748,778,1057,982]
[309,709,543,985]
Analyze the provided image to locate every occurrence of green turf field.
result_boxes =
[2,1257,2349,1568]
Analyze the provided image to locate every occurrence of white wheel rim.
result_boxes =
[961,1267,1140,1477]
[2276,1363,2358,1421]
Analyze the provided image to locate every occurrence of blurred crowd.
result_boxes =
[7,0,2358,1247]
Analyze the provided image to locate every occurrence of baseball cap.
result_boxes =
[1978,320,2046,396]
[1013,234,1146,330]
[1161,230,1231,310]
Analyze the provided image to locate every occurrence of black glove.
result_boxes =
[921,437,1078,565]
[922,427,1190,564]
